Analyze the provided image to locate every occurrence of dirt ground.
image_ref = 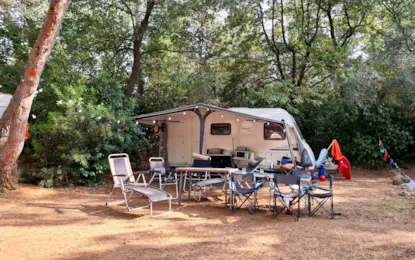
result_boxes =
[0,168,414,260]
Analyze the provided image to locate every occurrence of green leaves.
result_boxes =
[2,0,415,183]
[23,83,149,186]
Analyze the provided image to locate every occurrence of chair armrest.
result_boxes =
[149,170,162,174]
[254,179,266,189]
[113,174,127,177]
[311,185,331,192]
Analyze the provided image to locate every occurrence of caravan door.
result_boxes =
[168,136,186,164]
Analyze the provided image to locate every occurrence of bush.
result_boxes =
[22,84,149,187]
[299,101,414,167]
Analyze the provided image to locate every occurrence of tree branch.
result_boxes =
[256,2,285,79]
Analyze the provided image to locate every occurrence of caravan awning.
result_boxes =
[134,103,297,126]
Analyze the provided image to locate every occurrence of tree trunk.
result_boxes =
[125,0,155,98]
[126,39,143,97]
[0,0,72,193]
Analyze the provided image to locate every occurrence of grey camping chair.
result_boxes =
[308,174,335,219]
[183,158,212,192]
[278,169,313,216]
[228,172,265,214]
[106,154,172,218]
[246,157,264,173]
[148,157,178,199]
[242,157,264,188]
[271,174,304,221]
[190,158,225,201]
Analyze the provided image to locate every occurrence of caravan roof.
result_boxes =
[228,107,297,127]
[134,103,299,127]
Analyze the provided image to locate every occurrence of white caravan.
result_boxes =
[134,104,315,169]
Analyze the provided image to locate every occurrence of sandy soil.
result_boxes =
[0,168,414,260]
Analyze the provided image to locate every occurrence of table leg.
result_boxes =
[178,171,184,205]
[188,173,192,201]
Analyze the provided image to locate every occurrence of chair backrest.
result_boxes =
[246,157,264,172]
[108,154,135,185]
[149,157,165,171]
[281,156,293,165]
[231,172,255,182]
[228,172,255,191]
[292,169,312,182]
[273,174,300,185]
[292,169,311,177]
[192,159,212,168]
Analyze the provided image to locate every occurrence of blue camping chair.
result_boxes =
[278,156,295,174]
[228,172,265,214]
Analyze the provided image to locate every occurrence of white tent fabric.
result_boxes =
[229,107,303,138]
[229,107,297,127]
[0,93,12,118]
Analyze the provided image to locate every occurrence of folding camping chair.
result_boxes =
[267,169,309,212]
[192,176,225,202]
[228,172,265,214]
[278,156,295,174]
[183,158,212,192]
[308,174,334,219]
[148,157,178,199]
[106,154,172,217]
[243,157,264,187]
[271,174,303,221]
[247,157,264,173]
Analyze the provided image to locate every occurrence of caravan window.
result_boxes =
[264,123,286,140]
[211,123,231,135]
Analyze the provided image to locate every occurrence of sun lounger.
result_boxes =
[106,153,172,218]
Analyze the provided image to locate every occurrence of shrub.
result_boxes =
[22,84,149,187]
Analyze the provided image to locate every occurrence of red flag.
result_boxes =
[383,151,389,162]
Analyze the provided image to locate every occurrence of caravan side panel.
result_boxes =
[166,112,199,165]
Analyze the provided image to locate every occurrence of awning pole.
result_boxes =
[283,119,297,168]
[194,108,212,154]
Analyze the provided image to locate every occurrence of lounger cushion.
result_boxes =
[124,186,171,202]
[192,153,211,161]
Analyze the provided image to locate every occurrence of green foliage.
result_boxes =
[2,0,415,189]
[24,84,148,186]
[299,99,414,167]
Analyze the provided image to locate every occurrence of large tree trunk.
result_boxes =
[0,0,72,193]
[125,0,155,98]
[126,39,143,97]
